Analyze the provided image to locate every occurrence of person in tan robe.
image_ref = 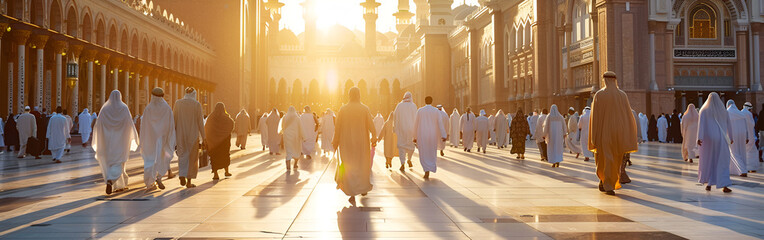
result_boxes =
[589,71,638,195]
[333,87,377,205]
[234,109,251,150]
[174,87,206,188]
[205,102,234,180]
[378,112,397,169]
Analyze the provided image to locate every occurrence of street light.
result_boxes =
[66,60,79,88]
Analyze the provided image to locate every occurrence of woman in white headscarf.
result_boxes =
[234,109,251,150]
[320,109,336,156]
[494,110,509,148]
[657,114,668,142]
[681,104,699,163]
[259,113,269,151]
[281,106,303,170]
[93,90,139,195]
[449,109,461,147]
[726,100,749,176]
[542,105,567,167]
[697,93,733,193]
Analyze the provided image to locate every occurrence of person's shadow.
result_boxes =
[336,206,369,238]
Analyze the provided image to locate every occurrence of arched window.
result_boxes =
[573,2,590,42]
[689,4,716,39]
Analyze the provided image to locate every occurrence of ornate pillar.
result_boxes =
[736,30,748,88]
[0,23,8,114]
[12,30,30,113]
[30,35,49,109]
[68,44,83,116]
[142,67,152,112]
[122,60,133,108]
[132,64,143,112]
[51,40,68,108]
[110,57,122,91]
[97,53,110,109]
[83,49,97,111]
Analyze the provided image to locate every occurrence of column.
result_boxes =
[97,53,110,109]
[68,45,83,116]
[12,30,30,113]
[83,50,97,111]
[0,23,8,114]
[122,61,133,109]
[736,30,748,88]
[45,70,51,111]
[142,67,151,111]
[30,35,49,109]
[51,41,68,108]
[132,64,143,112]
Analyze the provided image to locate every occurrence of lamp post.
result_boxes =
[66,59,78,113]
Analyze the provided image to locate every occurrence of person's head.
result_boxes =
[24,106,30,112]
[673,109,678,114]
[515,108,524,116]
[425,96,433,105]
[568,107,575,115]
[744,102,753,111]
[603,71,617,87]
[542,108,548,114]
[152,87,165,97]
[466,107,471,113]
[304,105,311,113]
[62,109,68,115]
[55,106,62,114]
[402,92,412,102]
[349,87,361,102]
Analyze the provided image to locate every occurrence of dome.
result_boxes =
[278,29,300,46]
[453,4,479,21]
[338,41,363,56]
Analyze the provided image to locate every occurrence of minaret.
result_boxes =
[301,0,317,55]
[361,0,380,56]
[264,0,285,53]
[393,0,414,33]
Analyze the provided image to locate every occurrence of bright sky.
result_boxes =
[280,0,479,34]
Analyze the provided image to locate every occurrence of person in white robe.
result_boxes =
[93,90,139,194]
[281,106,303,169]
[234,109,251,150]
[535,109,549,161]
[697,92,733,193]
[529,111,539,140]
[542,105,567,167]
[488,114,496,145]
[0,116,4,152]
[681,104,700,163]
[742,102,759,173]
[320,109,336,155]
[173,88,206,188]
[414,97,447,178]
[657,114,668,142]
[16,106,37,159]
[460,108,477,152]
[639,113,648,143]
[449,109,461,147]
[726,100,749,176]
[78,109,93,147]
[373,113,384,136]
[494,110,509,148]
[578,107,593,161]
[140,88,175,191]
[266,108,281,155]
[506,113,513,144]
[47,107,70,163]
[436,105,450,156]
[259,113,269,151]
[62,110,73,153]
[300,106,317,159]
[475,110,490,153]
[566,108,582,156]
[393,92,417,170]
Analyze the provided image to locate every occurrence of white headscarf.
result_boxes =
[700,92,729,136]
[402,92,413,103]
[546,105,564,122]
[479,109,486,116]
[727,100,747,121]
[78,108,93,134]
[683,104,699,122]
[452,108,460,115]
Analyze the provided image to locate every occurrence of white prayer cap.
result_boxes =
[24,106,30,111]
[744,102,753,108]
[480,109,486,116]
[436,105,443,109]
[569,107,575,111]
[584,106,591,110]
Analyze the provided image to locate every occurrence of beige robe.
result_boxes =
[173,95,206,179]
[589,82,638,191]
[333,101,376,196]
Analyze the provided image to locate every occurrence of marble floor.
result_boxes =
[0,135,762,239]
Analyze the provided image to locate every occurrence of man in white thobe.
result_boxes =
[47,107,70,163]
[320,109,336,155]
[413,96,447,179]
[681,104,699,163]
[639,113,648,143]
[266,108,281,155]
[727,100,749,176]
[657,114,668,142]
[488,113,496,145]
[475,110,490,154]
[494,110,509,149]
[234,109,251,150]
[566,108,582,156]
[460,108,476,152]
[300,106,318,159]
[449,109,461,147]
[259,113,269,151]
[743,102,759,173]
[141,88,175,192]
[529,111,539,140]
[78,109,93,147]
[436,105,450,156]
[174,88,206,188]
[535,109,549,161]
[393,92,417,171]
[578,107,593,161]
[373,113,384,136]
[63,110,73,153]
[16,106,37,159]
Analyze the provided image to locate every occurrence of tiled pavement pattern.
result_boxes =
[0,135,762,239]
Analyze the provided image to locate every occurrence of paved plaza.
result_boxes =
[0,135,762,239]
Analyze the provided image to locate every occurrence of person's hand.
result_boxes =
[413,139,417,143]
[441,138,447,142]
[746,139,749,144]
[371,141,377,147]
[697,140,702,146]
[731,140,734,144]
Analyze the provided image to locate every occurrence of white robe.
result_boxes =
[535,114,548,143]
[565,114,582,154]
[437,109,450,151]
[140,96,176,188]
[494,112,509,147]
[475,115,489,149]
[460,113,476,149]
[529,114,539,138]
[681,108,699,160]
[639,113,648,141]
[543,107,566,164]
[393,99,417,154]
[266,111,281,153]
[281,108,303,160]
[320,112,336,152]
[64,115,73,149]
[727,105,749,175]
[698,93,733,188]
[578,110,593,158]
[506,114,512,144]
[488,115,496,144]
[16,113,37,151]
[414,105,447,172]
[47,114,70,159]
[259,114,269,147]
[93,91,138,191]
[742,110,759,171]
[78,110,93,143]
[300,112,317,156]
[373,114,384,136]
[657,116,668,142]
[449,111,461,146]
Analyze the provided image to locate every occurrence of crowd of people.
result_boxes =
[0,71,760,199]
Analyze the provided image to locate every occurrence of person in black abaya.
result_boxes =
[648,114,658,141]
[669,110,682,143]
[4,114,19,151]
